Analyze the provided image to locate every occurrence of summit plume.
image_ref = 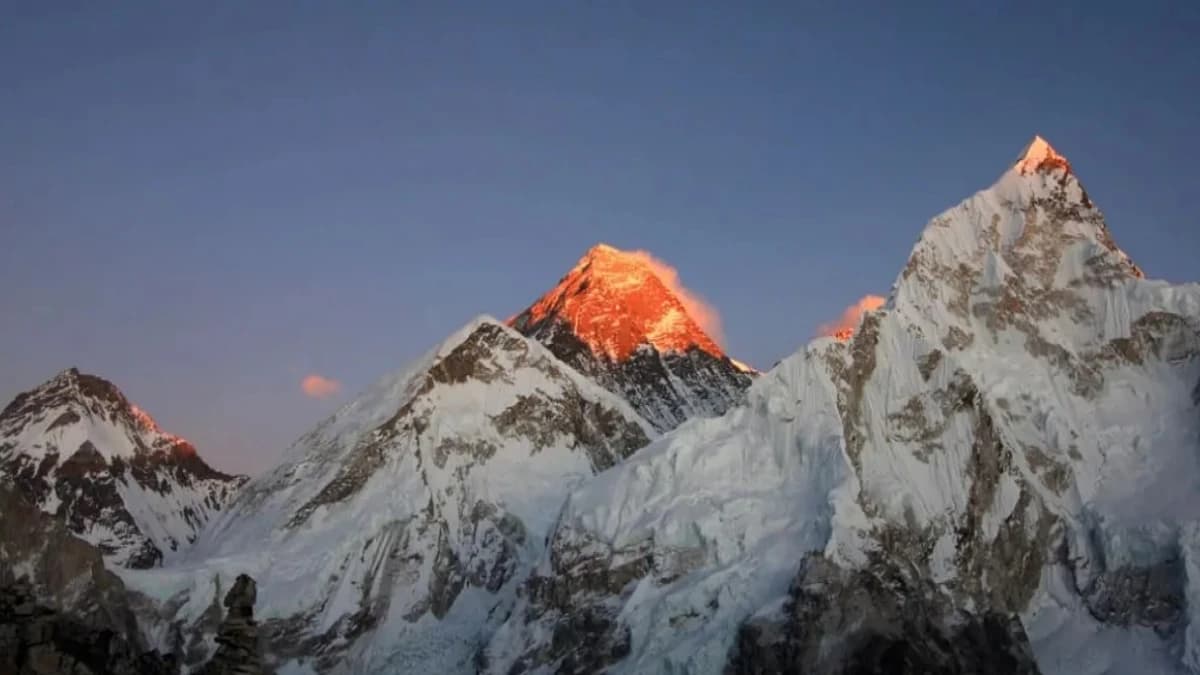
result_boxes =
[484,137,1200,674]
[510,244,754,431]
[512,244,724,360]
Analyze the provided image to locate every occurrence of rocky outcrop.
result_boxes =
[0,483,182,674]
[0,580,179,675]
[726,555,1040,675]
[0,483,135,633]
[200,575,264,675]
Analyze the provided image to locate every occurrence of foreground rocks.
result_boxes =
[200,574,265,675]
[0,580,178,675]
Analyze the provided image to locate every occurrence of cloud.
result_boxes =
[817,295,886,339]
[628,250,725,345]
[301,374,342,399]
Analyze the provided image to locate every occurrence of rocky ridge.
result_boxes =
[481,137,1200,674]
[122,317,656,673]
[0,368,246,568]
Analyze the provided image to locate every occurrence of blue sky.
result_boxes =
[2,2,1197,473]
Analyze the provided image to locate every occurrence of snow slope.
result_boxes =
[0,368,245,568]
[124,316,656,673]
[484,137,1200,674]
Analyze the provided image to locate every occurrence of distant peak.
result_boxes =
[51,367,83,383]
[44,367,124,404]
[1015,135,1071,175]
[584,242,621,258]
[575,243,654,274]
[510,244,727,361]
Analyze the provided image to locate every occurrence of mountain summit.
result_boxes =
[510,244,754,430]
[0,368,245,568]
[512,243,725,361]
[158,316,654,672]
[485,137,1200,674]
[1015,134,1071,175]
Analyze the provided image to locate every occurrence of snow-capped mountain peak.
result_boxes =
[483,137,1200,674]
[512,243,723,361]
[509,244,754,431]
[0,367,208,467]
[1015,134,1071,175]
[140,315,657,672]
[0,369,245,568]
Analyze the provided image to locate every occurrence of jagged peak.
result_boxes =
[2,368,193,455]
[14,367,127,413]
[509,244,727,361]
[891,135,1148,329]
[436,314,507,353]
[571,243,665,287]
[1014,135,1071,175]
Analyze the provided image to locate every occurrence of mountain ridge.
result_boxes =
[0,368,245,568]
[4,136,1198,675]
[482,136,1200,674]
[126,316,659,673]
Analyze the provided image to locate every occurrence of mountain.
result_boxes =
[482,137,1200,674]
[509,243,754,431]
[0,368,246,569]
[126,317,656,673]
[0,481,183,674]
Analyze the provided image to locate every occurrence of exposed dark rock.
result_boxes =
[0,484,184,674]
[514,316,752,433]
[0,483,136,632]
[0,580,179,675]
[726,555,1041,675]
[200,574,264,675]
[1082,558,1185,635]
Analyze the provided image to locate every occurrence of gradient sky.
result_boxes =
[3,3,1197,474]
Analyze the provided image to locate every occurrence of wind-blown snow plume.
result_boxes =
[301,374,341,399]
[817,294,886,340]
[628,249,725,346]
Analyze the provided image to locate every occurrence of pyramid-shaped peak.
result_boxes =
[1015,135,1071,175]
[33,367,126,408]
[585,242,622,258]
[577,243,655,272]
[510,244,726,361]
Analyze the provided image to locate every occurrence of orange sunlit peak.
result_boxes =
[1015,135,1070,175]
[129,403,186,444]
[819,295,886,342]
[516,244,728,361]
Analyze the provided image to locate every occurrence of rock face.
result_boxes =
[200,575,263,675]
[0,368,246,568]
[727,555,1041,675]
[510,244,754,431]
[482,137,1200,674]
[127,317,655,673]
[0,580,179,675]
[0,483,179,674]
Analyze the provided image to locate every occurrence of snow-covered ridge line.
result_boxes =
[129,314,660,673]
[0,367,245,569]
[482,136,1200,674]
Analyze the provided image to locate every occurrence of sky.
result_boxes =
[2,2,1197,474]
